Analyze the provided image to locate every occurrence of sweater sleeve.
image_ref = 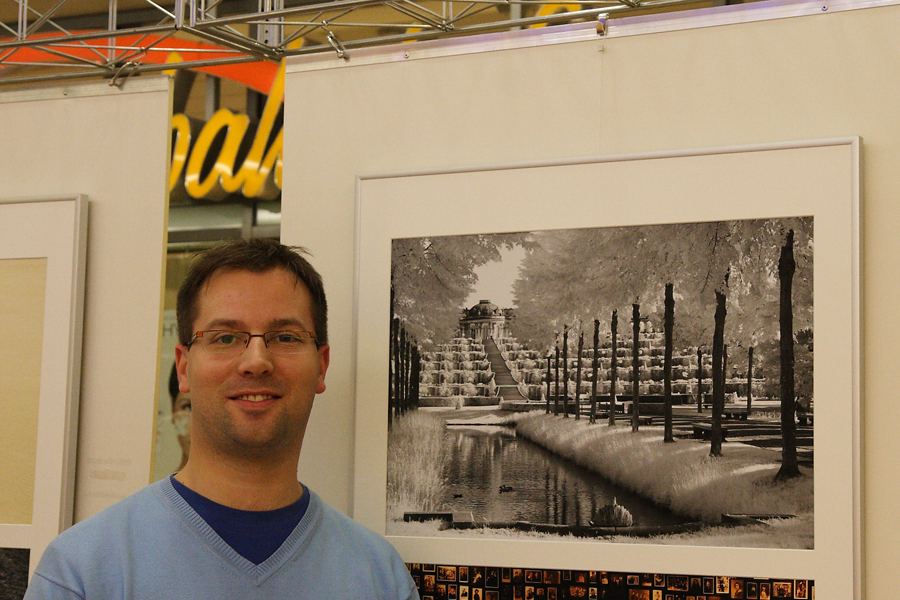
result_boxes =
[23,572,86,600]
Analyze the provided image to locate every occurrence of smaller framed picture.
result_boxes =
[794,580,809,599]
[667,575,689,592]
[746,581,759,599]
[525,570,542,583]
[760,582,772,599]
[772,581,793,598]
[716,577,731,593]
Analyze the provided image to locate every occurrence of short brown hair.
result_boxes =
[176,239,328,347]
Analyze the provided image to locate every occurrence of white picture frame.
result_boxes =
[0,196,88,577]
[354,139,860,599]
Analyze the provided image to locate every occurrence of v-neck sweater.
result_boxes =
[169,475,309,565]
[25,478,418,600]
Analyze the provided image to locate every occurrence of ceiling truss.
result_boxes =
[0,0,728,86]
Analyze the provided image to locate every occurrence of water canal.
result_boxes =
[439,418,684,529]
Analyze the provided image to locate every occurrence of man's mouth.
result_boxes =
[233,394,278,402]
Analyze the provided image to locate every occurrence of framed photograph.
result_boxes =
[746,581,759,599]
[0,197,87,579]
[355,140,860,596]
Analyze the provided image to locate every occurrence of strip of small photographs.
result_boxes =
[405,564,813,600]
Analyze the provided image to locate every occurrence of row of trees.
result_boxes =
[388,317,420,425]
[390,218,813,479]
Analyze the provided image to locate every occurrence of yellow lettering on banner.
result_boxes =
[184,109,250,200]
[163,52,183,76]
[223,60,285,199]
[529,3,582,27]
[171,59,286,200]
[169,113,192,192]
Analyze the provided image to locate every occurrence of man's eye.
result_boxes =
[212,333,240,345]
[274,332,303,344]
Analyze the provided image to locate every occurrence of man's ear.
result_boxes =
[316,344,330,395]
[174,343,191,394]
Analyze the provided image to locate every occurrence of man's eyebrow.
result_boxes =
[202,318,244,330]
[199,318,312,331]
[270,318,312,331]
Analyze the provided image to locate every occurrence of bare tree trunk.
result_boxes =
[554,344,560,416]
[389,287,395,427]
[697,347,704,413]
[563,329,570,418]
[664,283,675,443]
[545,354,552,414]
[389,317,398,426]
[776,229,802,480]
[632,304,641,433]
[411,346,420,410]
[746,346,754,416]
[575,331,584,421]
[400,327,408,414]
[609,310,618,426]
[710,291,726,457]
[722,344,728,407]
[591,319,600,425]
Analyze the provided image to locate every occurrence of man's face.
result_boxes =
[174,268,329,458]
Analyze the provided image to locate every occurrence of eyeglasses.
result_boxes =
[188,330,318,355]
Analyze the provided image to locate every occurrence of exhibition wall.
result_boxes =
[1,0,897,595]
[0,78,172,523]
[282,1,898,597]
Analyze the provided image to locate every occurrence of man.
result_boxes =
[26,239,419,599]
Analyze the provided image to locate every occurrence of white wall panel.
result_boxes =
[0,77,172,521]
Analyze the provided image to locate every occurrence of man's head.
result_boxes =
[173,239,330,464]
[176,239,328,347]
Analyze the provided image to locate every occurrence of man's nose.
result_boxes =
[238,336,274,374]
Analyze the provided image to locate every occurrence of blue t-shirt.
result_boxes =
[170,475,309,565]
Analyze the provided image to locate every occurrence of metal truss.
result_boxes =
[0,0,724,86]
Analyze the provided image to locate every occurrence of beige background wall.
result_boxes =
[284,2,895,596]
[0,78,172,523]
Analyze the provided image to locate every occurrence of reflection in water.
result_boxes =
[442,426,682,527]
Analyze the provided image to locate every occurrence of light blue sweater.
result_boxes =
[25,478,418,600]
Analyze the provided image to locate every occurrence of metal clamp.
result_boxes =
[326,28,349,61]
[109,61,140,88]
